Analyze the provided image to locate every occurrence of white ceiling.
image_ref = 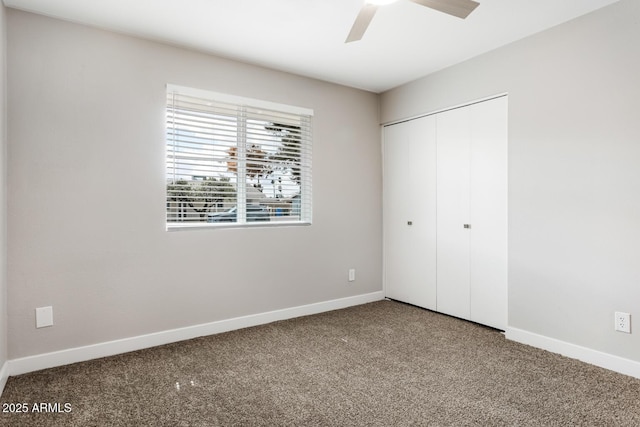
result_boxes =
[4,0,620,93]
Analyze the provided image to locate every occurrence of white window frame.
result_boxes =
[166,84,313,231]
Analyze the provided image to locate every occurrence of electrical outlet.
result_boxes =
[348,269,355,282]
[614,312,631,333]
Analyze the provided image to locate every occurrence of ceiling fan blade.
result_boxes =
[345,4,379,43]
[408,0,480,19]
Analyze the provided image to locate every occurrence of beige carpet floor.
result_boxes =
[1,300,639,426]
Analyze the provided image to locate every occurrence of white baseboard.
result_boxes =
[8,291,385,377]
[0,360,8,395]
[506,327,640,380]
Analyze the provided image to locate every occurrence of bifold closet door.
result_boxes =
[436,96,507,330]
[383,116,437,310]
[468,97,507,330]
[436,106,472,321]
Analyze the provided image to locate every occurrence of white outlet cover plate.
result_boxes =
[614,311,631,333]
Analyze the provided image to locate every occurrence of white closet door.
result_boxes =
[408,116,437,310]
[436,107,471,320]
[469,97,508,330]
[384,123,412,304]
[383,116,437,310]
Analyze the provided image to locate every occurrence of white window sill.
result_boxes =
[166,220,312,232]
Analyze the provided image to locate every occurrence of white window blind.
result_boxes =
[166,85,312,229]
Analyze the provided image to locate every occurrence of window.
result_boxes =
[166,85,313,230]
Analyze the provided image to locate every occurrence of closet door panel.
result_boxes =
[407,116,437,310]
[383,116,437,310]
[383,123,412,303]
[469,97,508,330]
[436,107,471,320]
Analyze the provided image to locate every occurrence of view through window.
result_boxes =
[166,85,313,229]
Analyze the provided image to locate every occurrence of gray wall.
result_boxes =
[7,10,382,359]
[382,0,640,362]
[0,2,7,373]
